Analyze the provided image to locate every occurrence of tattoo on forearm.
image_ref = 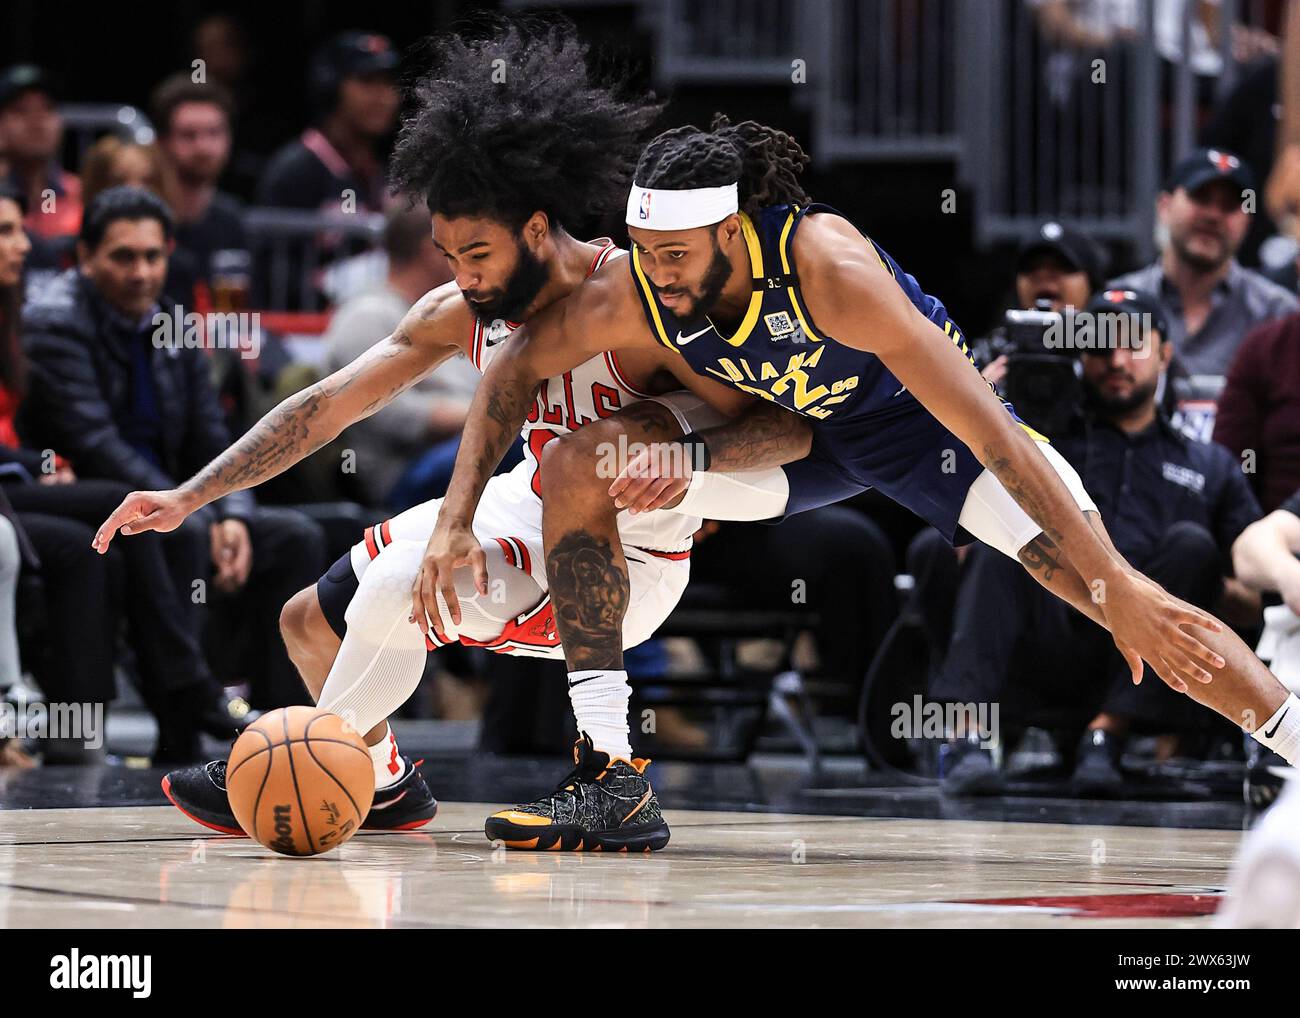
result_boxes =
[982,442,1066,548]
[458,372,536,501]
[1017,532,1064,581]
[187,332,417,502]
[706,402,810,471]
[546,531,628,671]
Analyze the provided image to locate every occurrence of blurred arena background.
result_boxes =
[1,0,1299,821]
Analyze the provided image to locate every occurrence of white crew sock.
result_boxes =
[567,669,633,761]
[367,724,406,789]
[1252,693,1300,764]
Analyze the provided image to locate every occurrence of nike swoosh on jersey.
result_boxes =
[676,326,713,345]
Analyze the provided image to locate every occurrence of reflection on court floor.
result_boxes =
[0,803,1237,928]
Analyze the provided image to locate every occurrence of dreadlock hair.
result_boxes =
[389,17,662,233]
[634,114,810,217]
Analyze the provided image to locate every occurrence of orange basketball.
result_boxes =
[226,706,375,857]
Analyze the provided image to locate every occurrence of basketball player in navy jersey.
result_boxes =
[93,30,812,850]
[423,117,1300,845]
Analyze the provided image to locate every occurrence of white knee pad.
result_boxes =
[957,441,1098,560]
[340,536,544,649]
[322,539,428,735]
[343,539,425,637]
[448,540,544,642]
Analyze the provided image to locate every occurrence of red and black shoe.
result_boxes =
[162,756,439,835]
[484,734,670,852]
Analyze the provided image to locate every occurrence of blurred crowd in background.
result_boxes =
[1,4,1300,801]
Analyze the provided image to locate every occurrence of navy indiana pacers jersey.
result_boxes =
[628,202,1041,544]
[628,202,977,424]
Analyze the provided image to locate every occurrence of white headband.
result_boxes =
[625,182,738,231]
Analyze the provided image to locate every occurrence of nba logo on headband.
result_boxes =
[627,182,739,230]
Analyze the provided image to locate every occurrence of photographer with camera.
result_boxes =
[976,221,1107,395]
[933,290,1263,798]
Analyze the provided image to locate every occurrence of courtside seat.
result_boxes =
[640,581,824,767]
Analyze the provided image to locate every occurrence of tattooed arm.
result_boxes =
[796,213,1123,575]
[685,400,811,470]
[794,212,1227,693]
[412,262,657,637]
[92,285,470,551]
[604,396,812,514]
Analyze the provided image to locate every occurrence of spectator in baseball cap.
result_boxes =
[1109,147,1296,436]
[256,32,400,213]
[935,282,1264,798]
[973,221,1108,389]
[1083,286,1170,344]
[1015,220,1108,310]
[0,65,82,248]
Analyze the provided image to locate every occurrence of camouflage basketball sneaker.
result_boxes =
[162,756,440,835]
[484,734,670,852]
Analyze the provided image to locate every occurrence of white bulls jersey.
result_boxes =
[467,241,699,556]
[347,241,715,659]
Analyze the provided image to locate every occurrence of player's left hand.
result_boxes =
[609,440,693,515]
[1097,570,1224,694]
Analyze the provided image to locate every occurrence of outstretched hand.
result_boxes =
[93,489,198,554]
[1098,570,1225,694]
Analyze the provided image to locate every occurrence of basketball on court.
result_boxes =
[8,4,1300,996]
[226,707,375,857]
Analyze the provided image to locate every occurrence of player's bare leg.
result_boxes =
[1016,514,1297,761]
[484,402,689,852]
[540,400,687,673]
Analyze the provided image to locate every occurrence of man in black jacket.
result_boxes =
[932,290,1264,797]
[19,187,326,717]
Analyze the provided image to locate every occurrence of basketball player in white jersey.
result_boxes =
[93,22,806,851]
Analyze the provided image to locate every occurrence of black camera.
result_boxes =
[999,302,1082,440]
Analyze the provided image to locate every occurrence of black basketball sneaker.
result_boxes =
[161,756,439,835]
[1245,741,1294,809]
[484,734,670,852]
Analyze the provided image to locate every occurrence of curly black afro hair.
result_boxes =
[390,17,662,233]
[634,114,810,216]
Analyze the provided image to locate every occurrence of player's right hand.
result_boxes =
[609,440,694,515]
[1098,570,1224,694]
[412,520,487,640]
[93,489,198,553]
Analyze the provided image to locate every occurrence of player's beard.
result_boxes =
[682,232,734,320]
[466,238,550,322]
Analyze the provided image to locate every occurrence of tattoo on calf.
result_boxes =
[1018,533,1063,581]
[546,531,628,670]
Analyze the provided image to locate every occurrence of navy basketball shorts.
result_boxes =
[778,395,1095,558]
